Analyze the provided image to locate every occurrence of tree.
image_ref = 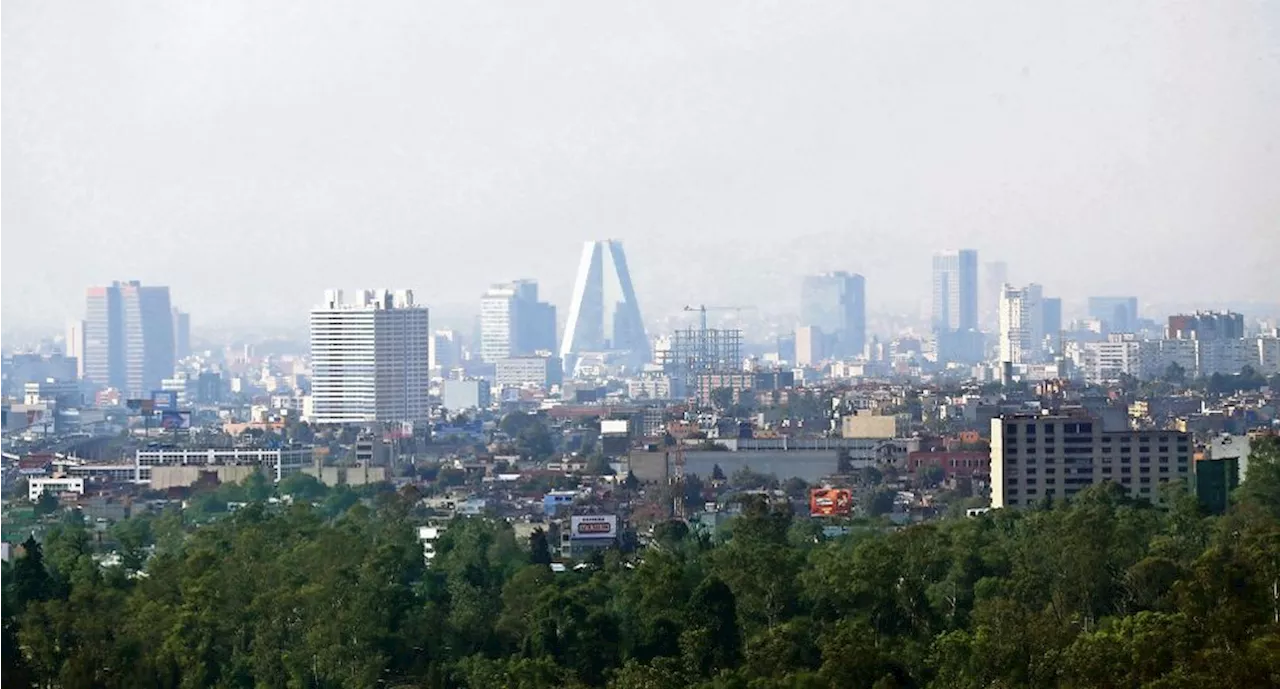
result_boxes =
[33,490,58,517]
[529,528,553,566]
[10,535,52,612]
[681,576,741,678]
[709,387,735,412]
[711,463,727,482]
[1162,362,1187,385]
[278,471,329,501]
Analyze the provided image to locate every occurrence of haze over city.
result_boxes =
[4,1,1279,333]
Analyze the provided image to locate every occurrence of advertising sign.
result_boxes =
[570,515,618,540]
[151,390,179,411]
[809,488,853,517]
[126,398,156,414]
[159,410,191,430]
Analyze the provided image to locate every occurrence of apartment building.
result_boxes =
[991,413,1191,508]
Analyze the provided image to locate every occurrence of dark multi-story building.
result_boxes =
[83,281,175,398]
[992,412,1191,508]
[800,271,866,358]
[1088,296,1139,334]
[1166,311,1245,341]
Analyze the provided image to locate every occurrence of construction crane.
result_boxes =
[682,304,756,332]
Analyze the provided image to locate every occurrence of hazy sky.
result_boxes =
[4,1,1279,331]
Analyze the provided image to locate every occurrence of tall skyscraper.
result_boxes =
[309,289,429,425]
[560,240,648,369]
[83,281,175,398]
[800,272,866,358]
[1088,296,1139,334]
[480,280,557,362]
[429,329,462,372]
[981,261,1008,331]
[999,283,1045,364]
[172,308,191,361]
[65,320,85,379]
[932,250,979,332]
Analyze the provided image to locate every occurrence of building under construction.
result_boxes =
[659,327,743,397]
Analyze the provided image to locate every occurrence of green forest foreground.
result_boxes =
[4,439,1280,689]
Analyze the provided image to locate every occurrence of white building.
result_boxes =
[309,289,429,425]
[991,414,1191,509]
[998,283,1044,365]
[441,379,491,411]
[1258,337,1280,375]
[795,326,824,367]
[496,355,562,390]
[480,283,520,362]
[29,476,85,501]
[429,329,462,372]
[1077,335,1149,383]
[135,446,313,484]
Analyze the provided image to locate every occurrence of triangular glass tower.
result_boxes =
[560,240,649,371]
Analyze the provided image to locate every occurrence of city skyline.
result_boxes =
[3,2,1278,330]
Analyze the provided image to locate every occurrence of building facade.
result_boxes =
[1088,296,1139,334]
[495,355,563,390]
[480,280,556,363]
[83,281,175,398]
[998,283,1044,365]
[135,446,312,484]
[991,414,1191,508]
[932,249,979,333]
[309,289,430,425]
[560,240,649,370]
[800,271,867,358]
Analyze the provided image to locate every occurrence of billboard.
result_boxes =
[159,410,191,430]
[569,515,618,540]
[151,390,179,411]
[810,488,853,517]
[600,419,629,436]
[126,398,156,414]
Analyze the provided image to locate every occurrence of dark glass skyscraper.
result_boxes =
[800,271,866,358]
[83,281,175,398]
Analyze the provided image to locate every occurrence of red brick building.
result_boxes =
[906,451,990,479]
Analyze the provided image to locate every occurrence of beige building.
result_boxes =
[150,465,260,491]
[841,410,906,439]
[991,413,1191,508]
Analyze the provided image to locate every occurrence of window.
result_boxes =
[1045,468,1057,474]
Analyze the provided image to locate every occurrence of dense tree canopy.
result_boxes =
[3,438,1280,688]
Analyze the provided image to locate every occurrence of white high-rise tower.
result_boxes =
[560,240,649,370]
[309,289,429,425]
[999,283,1045,365]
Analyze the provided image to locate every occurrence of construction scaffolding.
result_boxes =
[660,327,744,394]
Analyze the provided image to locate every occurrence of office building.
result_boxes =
[998,284,1045,365]
[800,272,866,357]
[932,250,981,363]
[1075,335,1149,383]
[442,378,491,411]
[496,355,563,390]
[1042,297,1062,355]
[1166,311,1245,341]
[795,326,825,367]
[560,240,649,370]
[991,413,1191,508]
[172,309,191,360]
[480,280,557,362]
[2,353,79,398]
[429,330,462,372]
[135,446,313,484]
[932,249,979,333]
[309,289,429,425]
[1088,297,1139,334]
[83,281,175,398]
[65,320,85,378]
